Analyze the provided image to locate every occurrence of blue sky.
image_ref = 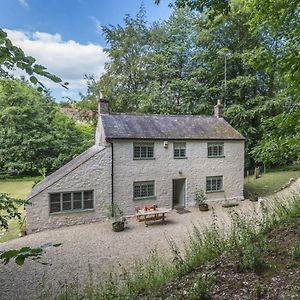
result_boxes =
[1,0,172,101]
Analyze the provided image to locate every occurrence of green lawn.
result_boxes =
[244,170,300,198]
[0,177,38,243]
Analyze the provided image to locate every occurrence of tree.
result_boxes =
[100,7,152,112]
[0,29,68,91]
[0,78,93,176]
[251,107,300,166]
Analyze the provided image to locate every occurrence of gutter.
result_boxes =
[107,139,114,217]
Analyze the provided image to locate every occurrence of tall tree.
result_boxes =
[0,78,92,176]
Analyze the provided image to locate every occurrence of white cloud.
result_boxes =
[19,0,29,8]
[4,29,108,100]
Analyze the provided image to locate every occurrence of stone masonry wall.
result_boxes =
[113,140,244,215]
[26,147,111,233]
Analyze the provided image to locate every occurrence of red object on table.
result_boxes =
[144,205,157,211]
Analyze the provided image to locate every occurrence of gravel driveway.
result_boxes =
[1,180,299,300]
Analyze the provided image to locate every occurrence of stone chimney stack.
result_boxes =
[98,90,109,115]
[214,99,223,118]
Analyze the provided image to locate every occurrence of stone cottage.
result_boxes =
[27,96,245,233]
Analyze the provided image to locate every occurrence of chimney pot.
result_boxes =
[98,90,109,114]
[214,99,223,118]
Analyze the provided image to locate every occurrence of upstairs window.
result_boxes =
[133,181,155,199]
[133,143,154,159]
[206,176,223,192]
[49,190,94,213]
[174,142,186,158]
[208,142,224,157]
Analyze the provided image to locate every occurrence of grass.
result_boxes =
[0,176,38,243]
[53,195,300,300]
[244,169,300,198]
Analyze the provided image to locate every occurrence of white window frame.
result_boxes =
[173,142,186,158]
[133,181,155,200]
[49,190,94,214]
[207,142,224,157]
[206,176,223,192]
[133,143,154,159]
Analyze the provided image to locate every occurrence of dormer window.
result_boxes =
[208,142,224,157]
[133,143,154,159]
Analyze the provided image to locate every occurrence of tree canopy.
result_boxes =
[0,78,93,176]
[77,2,299,168]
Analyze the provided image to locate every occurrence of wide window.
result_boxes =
[207,142,224,157]
[49,190,94,213]
[133,181,155,199]
[174,142,186,158]
[133,143,154,159]
[206,176,223,192]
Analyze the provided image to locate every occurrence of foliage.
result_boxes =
[0,247,43,265]
[0,78,93,176]
[290,242,300,260]
[0,243,61,265]
[187,273,215,300]
[228,211,268,272]
[0,193,25,230]
[0,28,68,91]
[251,107,300,166]
[82,2,297,168]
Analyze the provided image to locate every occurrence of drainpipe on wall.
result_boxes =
[107,140,114,217]
[98,91,114,217]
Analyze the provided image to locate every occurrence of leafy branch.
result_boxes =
[0,29,68,91]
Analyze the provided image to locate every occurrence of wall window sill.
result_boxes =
[206,190,224,193]
[174,157,187,159]
[50,209,95,216]
[133,158,156,160]
[207,156,225,158]
[133,196,157,201]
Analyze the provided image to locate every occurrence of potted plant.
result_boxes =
[109,204,126,232]
[195,189,209,211]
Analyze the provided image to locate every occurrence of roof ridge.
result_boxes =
[105,112,217,118]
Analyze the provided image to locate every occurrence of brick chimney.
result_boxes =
[98,90,109,115]
[214,99,223,118]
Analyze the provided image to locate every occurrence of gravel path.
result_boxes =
[1,180,299,300]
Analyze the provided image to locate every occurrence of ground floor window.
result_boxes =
[206,176,223,192]
[49,190,94,213]
[133,181,155,199]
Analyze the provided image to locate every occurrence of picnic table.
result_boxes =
[136,207,171,226]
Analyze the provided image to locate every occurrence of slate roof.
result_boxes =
[28,145,105,199]
[101,113,244,140]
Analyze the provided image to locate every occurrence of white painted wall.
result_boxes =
[26,148,111,233]
[27,139,244,233]
[113,140,244,215]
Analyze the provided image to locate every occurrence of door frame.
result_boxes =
[172,178,186,208]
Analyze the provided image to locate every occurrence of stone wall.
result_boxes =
[26,147,111,233]
[113,140,244,215]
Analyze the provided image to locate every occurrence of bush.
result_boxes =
[227,212,268,272]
